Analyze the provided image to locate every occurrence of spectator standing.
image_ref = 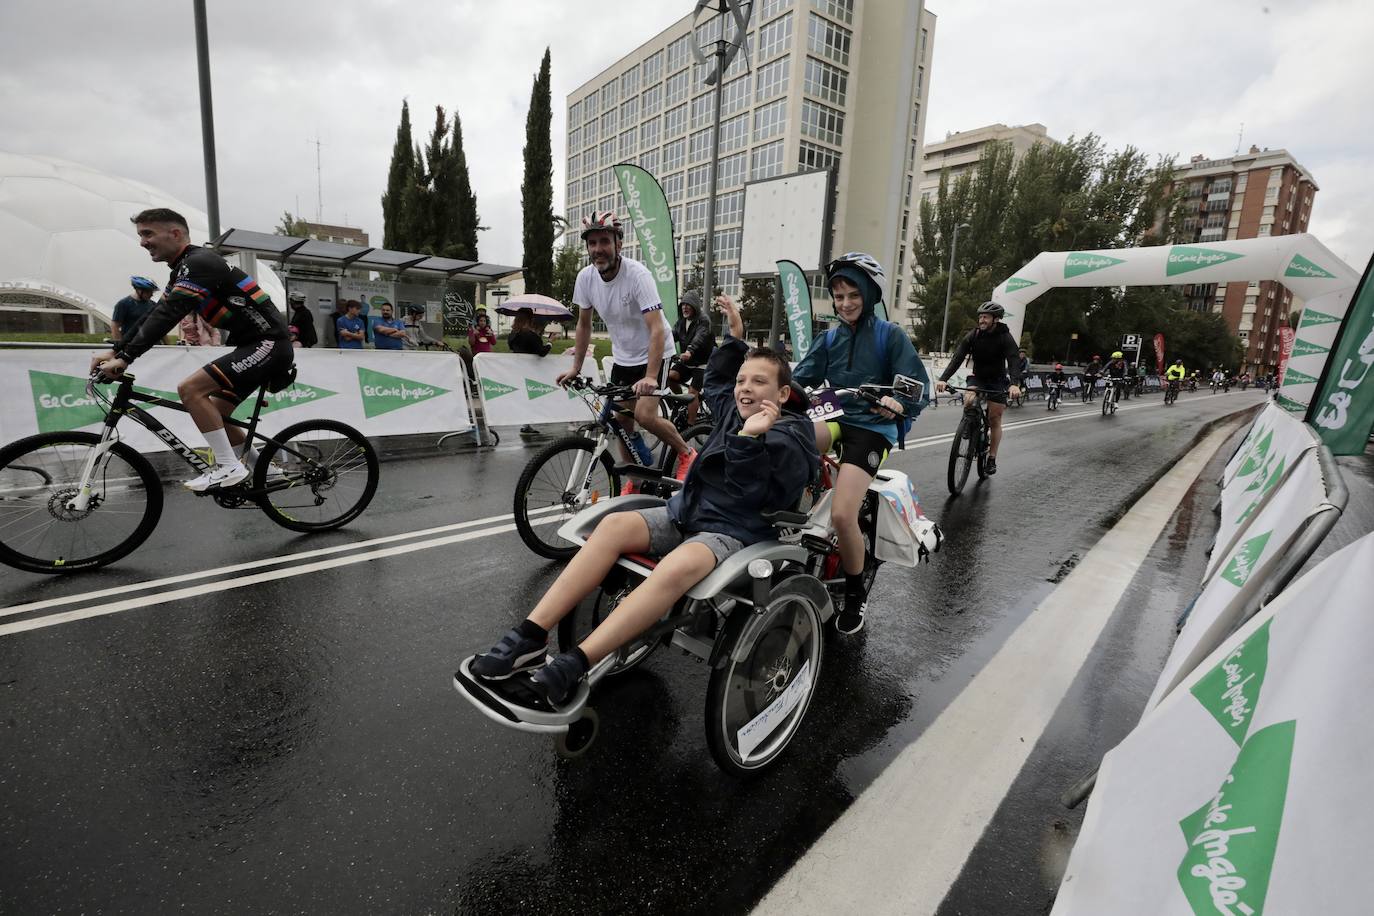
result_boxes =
[288,291,317,348]
[469,312,498,355]
[372,301,407,350]
[507,308,551,356]
[335,300,365,349]
[111,276,158,346]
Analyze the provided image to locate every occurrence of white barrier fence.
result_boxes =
[0,347,472,452]
[474,352,594,426]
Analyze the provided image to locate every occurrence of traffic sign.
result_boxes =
[1121,334,1141,350]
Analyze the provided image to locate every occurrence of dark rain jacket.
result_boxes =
[673,311,716,367]
[665,336,819,546]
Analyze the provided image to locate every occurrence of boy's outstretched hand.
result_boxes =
[740,399,781,437]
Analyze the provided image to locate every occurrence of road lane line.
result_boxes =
[0,515,565,637]
[0,504,567,619]
[752,416,1246,916]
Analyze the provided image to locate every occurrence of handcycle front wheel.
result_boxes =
[556,578,671,675]
[705,574,827,775]
[947,413,977,495]
[0,431,164,573]
[514,436,619,560]
[255,419,379,532]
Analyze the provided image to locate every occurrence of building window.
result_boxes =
[751,140,786,181]
[661,172,684,203]
[567,180,578,205]
[720,112,750,152]
[753,98,787,141]
[689,127,713,163]
[663,137,687,172]
[715,266,740,295]
[601,110,617,136]
[663,103,688,137]
[640,148,660,175]
[807,12,851,66]
[717,152,747,188]
[667,35,691,73]
[758,12,794,60]
[569,99,583,125]
[581,149,596,176]
[640,119,660,149]
[684,198,708,232]
[716,227,743,262]
[755,56,790,101]
[695,12,724,47]
[620,98,639,129]
[620,64,640,97]
[715,189,744,226]
[581,175,595,201]
[599,169,616,194]
[584,119,598,146]
[568,126,582,153]
[691,94,713,130]
[600,81,617,109]
[920,28,928,63]
[722,75,751,116]
[799,140,840,172]
[666,70,690,106]
[810,0,853,24]
[759,0,791,20]
[641,83,662,118]
[643,50,663,84]
[688,163,711,197]
[803,56,848,106]
[584,92,599,121]
[800,100,844,145]
[620,129,636,159]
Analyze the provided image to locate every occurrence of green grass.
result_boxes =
[1,332,116,345]
[443,337,613,360]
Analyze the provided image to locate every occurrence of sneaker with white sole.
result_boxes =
[184,462,250,492]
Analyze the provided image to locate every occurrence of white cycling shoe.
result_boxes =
[184,462,250,492]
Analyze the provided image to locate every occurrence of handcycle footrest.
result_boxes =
[452,656,591,734]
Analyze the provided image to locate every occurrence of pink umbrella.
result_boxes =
[494,293,572,319]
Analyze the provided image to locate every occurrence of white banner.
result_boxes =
[1147,449,1327,712]
[1053,532,1374,916]
[475,352,592,425]
[0,346,470,452]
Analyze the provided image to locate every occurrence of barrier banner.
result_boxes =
[1053,532,1374,916]
[1307,252,1374,455]
[1275,326,1295,384]
[615,163,679,325]
[474,352,589,425]
[777,259,813,356]
[1154,333,1166,375]
[1148,449,1326,712]
[0,347,470,453]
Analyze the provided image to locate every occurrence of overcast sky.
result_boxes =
[2,0,1369,271]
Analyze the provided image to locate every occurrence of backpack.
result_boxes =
[822,319,915,449]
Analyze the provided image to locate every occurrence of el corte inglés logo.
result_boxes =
[525,378,558,400]
[1190,619,1272,745]
[1004,277,1036,293]
[1275,393,1306,412]
[1221,530,1272,587]
[1063,252,1125,278]
[1298,308,1340,329]
[232,382,337,419]
[1166,246,1244,277]
[1288,337,1329,358]
[1283,253,1337,280]
[1278,366,1317,386]
[481,378,517,400]
[29,370,177,433]
[357,366,449,418]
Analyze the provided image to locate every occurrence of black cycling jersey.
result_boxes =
[1104,359,1130,379]
[118,246,289,362]
[939,322,1020,384]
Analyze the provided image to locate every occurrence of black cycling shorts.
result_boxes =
[204,338,294,404]
[967,375,1009,406]
[609,360,672,390]
[832,423,890,476]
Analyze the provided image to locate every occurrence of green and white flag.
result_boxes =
[614,162,679,324]
[1307,253,1374,454]
[777,259,813,356]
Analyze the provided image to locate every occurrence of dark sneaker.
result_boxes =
[470,628,547,680]
[985,456,998,475]
[836,594,866,635]
[529,652,587,707]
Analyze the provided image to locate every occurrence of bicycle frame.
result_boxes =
[559,381,678,499]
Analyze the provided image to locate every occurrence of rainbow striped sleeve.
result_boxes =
[237,276,271,305]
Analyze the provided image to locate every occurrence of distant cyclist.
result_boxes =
[1166,359,1186,385]
[935,301,1021,475]
[91,208,292,492]
[792,252,928,634]
[1103,351,1130,406]
[1083,354,1103,401]
[557,211,696,485]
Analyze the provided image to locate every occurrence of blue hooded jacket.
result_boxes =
[791,277,931,445]
[666,336,819,546]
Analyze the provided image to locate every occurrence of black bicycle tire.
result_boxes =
[0,431,163,573]
[513,436,619,561]
[947,415,974,495]
[255,419,379,532]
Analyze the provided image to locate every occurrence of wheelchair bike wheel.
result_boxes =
[705,574,827,775]
[256,420,379,532]
[556,573,670,675]
[947,414,977,495]
[514,436,620,560]
[0,431,163,573]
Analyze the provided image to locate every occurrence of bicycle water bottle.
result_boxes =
[628,432,654,465]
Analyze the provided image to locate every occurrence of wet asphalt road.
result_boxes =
[0,388,1271,914]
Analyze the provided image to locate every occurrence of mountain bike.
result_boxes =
[1081,376,1098,404]
[1163,378,1181,406]
[946,386,995,495]
[0,370,379,573]
[513,377,710,560]
[1101,378,1121,416]
[1046,382,1063,411]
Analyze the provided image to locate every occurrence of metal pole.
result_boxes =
[192,0,220,238]
[702,32,726,306]
[938,224,965,355]
[768,278,783,349]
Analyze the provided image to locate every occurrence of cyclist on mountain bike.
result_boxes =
[557,212,695,488]
[935,302,1021,475]
[1103,351,1130,405]
[90,208,292,492]
[792,252,929,635]
[1083,354,1103,401]
[468,300,817,708]
[1166,359,1186,385]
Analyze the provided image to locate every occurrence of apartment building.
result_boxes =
[918,122,1056,204]
[564,0,935,319]
[1172,146,1318,373]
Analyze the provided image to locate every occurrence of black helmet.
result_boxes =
[977,301,1005,318]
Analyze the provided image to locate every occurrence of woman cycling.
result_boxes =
[792,252,930,635]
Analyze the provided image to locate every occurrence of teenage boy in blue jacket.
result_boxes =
[466,295,818,708]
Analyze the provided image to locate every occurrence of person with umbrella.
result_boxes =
[507,307,551,356]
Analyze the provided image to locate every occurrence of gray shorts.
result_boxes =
[634,506,742,565]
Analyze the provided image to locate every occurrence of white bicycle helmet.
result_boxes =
[825,251,886,288]
[580,210,624,239]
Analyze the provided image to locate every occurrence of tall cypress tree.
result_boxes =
[449,111,480,262]
[521,48,555,294]
[380,100,414,249]
[399,140,429,252]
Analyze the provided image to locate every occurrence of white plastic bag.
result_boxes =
[869,471,942,567]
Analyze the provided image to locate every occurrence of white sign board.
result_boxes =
[475,352,592,425]
[739,169,831,276]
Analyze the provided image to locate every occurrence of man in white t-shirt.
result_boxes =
[558,211,697,482]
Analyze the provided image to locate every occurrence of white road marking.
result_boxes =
[752,417,1245,916]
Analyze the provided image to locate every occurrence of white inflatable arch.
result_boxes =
[991,234,1359,413]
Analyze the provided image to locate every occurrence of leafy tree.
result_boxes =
[521,49,555,295]
[274,211,309,237]
[380,101,415,249]
[552,239,582,307]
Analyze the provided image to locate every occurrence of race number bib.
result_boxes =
[807,390,844,422]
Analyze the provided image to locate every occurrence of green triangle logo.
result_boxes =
[525,378,558,400]
[1238,456,1285,523]
[1242,453,1282,495]
[356,367,450,418]
[1064,252,1126,278]
[1236,428,1271,478]
[1299,308,1340,328]
[1279,367,1317,386]
[1221,530,1272,587]
[1190,619,1273,745]
[1166,245,1244,276]
[232,382,338,419]
[482,377,518,400]
[1004,277,1036,293]
[1275,393,1306,412]
[1176,720,1295,916]
[30,370,108,432]
[1284,253,1337,280]
[1289,337,1329,357]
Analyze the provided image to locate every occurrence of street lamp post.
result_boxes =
[938,222,971,355]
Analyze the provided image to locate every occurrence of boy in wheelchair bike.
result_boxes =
[468,296,818,708]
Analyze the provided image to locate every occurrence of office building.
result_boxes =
[564,0,935,320]
[1171,146,1318,373]
[918,122,1056,204]
[299,221,369,247]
